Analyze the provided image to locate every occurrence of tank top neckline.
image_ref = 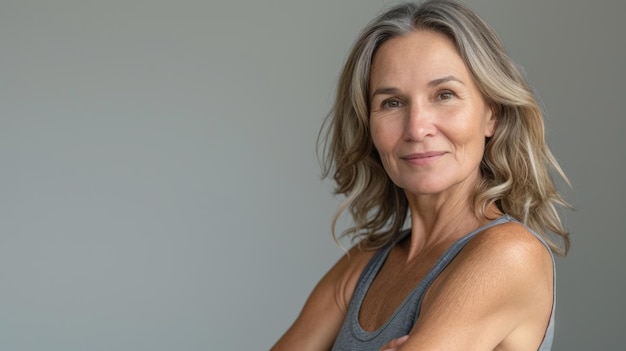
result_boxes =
[351,214,513,339]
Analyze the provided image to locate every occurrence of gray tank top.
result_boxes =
[331,215,555,351]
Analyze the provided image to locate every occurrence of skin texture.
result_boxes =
[272,30,553,351]
[369,30,495,204]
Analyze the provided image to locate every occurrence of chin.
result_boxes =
[398,175,469,197]
[400,181,450,196]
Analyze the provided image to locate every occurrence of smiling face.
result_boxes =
[369,29,496,200]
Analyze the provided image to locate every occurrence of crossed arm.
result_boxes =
[272,223,554,351]
[271,245,374,351]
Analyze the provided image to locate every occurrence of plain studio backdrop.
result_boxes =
[1,0,623,350]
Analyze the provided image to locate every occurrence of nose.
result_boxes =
[403,103,436,141]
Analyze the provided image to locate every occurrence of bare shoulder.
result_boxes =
[464,221,553,273]
[410,221,554,350]
[438,220,554,299]
[427,220,553,296]
[327,244,378,313]
[271,243,376,351]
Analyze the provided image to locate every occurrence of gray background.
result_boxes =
[1,0,623,350]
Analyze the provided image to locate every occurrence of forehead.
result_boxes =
[369,29,470,84]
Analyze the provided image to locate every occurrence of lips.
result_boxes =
[401,151,446,166]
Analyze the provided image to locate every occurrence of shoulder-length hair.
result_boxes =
[318,0,571,255]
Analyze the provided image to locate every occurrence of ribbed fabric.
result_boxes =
[331,215,555,351]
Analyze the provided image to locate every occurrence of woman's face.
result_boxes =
[369,29,495,199]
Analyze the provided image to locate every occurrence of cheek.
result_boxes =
[369,123,385,153]
[369,126,396,172]
[370,120,397,153]
[450,111,488,143]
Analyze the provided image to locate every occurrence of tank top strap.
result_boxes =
[343,215,514,341]
[405,214,556,350]
[403,214,515,317]
[332,214,555,350]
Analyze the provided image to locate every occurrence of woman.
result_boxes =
[273,0,570,350]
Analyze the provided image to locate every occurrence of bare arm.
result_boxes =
[271,246,374,351]
[389,223,554,351]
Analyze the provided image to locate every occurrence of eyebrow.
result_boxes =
[428,75,465,87]
[370,75,465,99]
[369,87,400,99]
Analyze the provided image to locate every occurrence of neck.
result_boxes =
[402,180,500,262]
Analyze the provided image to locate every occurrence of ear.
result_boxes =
[484,105,496,137]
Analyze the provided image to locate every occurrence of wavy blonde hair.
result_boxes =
[318,0,571,255]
